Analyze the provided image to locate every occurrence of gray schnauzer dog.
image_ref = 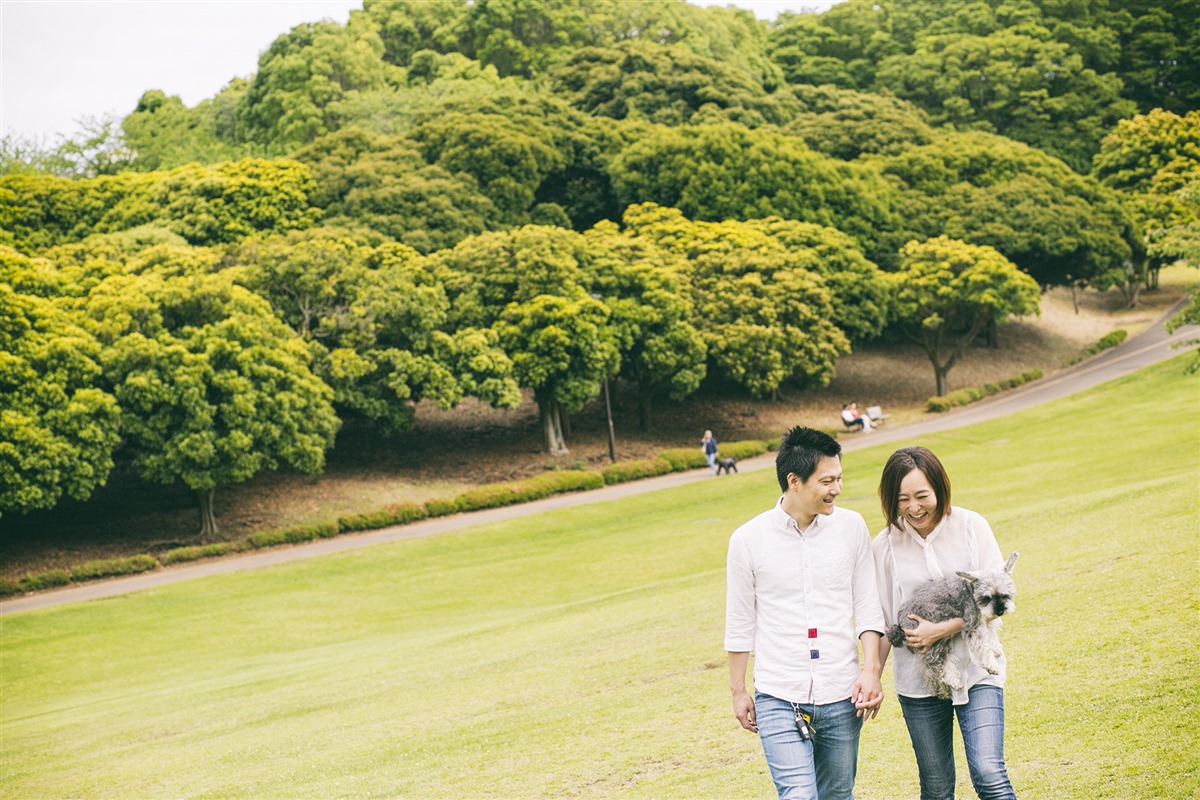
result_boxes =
[887,552,1019,699]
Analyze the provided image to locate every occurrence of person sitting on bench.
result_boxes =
[841,402,874,432]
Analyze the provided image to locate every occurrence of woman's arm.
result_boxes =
[903,614,964,652]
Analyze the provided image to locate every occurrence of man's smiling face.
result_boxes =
[785,455,843,525]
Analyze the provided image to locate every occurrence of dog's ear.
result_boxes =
[1004,552,1019,574]
[956,570,978,584]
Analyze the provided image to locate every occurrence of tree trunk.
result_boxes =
[539,399,569,456]
[934,365,949,398]
[637,386,652,433]
[986,317,998,349]
[1071,283,1080,314]
[197,488,219,541]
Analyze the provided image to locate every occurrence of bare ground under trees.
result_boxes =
[2,278,1193,580]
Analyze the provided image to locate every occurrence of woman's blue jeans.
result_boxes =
[897,685,1016,800]
[755,692,863,800]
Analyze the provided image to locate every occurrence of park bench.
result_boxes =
[840,405,890,432]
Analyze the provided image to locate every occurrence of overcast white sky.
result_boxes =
[0,0,840,143]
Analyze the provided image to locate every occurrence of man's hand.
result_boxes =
[732,689,757,733]
[852,671,883,720]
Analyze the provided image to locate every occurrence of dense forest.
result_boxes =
[2,0,1198,535]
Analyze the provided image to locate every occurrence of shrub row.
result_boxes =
[926,369,1044,412]
[1069,329,1128,364]
[455,470,605,512]
[0,439,767,598]
[0,554,162,598]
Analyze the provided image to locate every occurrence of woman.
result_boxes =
[872,446,1017,799]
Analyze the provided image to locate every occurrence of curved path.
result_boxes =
[4,301,1196,616]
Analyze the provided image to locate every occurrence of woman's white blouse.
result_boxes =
[871,506,1008,705]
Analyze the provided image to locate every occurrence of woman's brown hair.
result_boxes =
[878,446,952,530]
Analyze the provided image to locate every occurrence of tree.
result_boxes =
[889,236,1041,396]
[238,233,519,434]
[584,220,706,429]
[610,123,899,263]
[1092,109,1200,193]
[876,131,1135,290]
[79,271,339,538]
[237,17,392,146]
[622,204,851,399]
[413,109,566,222]
[874,26,1136,171]
[432,225,617,454]
[1092,109,1200,295]
[496,294,617,456]
[294,128,502,252]
[782,84,936,160]
[740,216,890,343]
[546,40,792,127]
[1165,285,1200,373]
[122,84,261,171]
[0,250,120,517]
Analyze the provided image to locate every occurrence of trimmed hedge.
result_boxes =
[1070,329,1128,364]
[454,470,605,512]
[339,502,427,533]
[161,542,240,565]
[424,497,458,517]
[658,448,709,470]
[247,521,340,548]
[601,457,674,485]
[926,369,1043,412]
[719,440,771,460]
[17,569,71,593]
[69,554,158,582]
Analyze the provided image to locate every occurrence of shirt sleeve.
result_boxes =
[724,529,756,652]
[969,511,1005,572]
[851,519,886,638]
[871,531,895,629]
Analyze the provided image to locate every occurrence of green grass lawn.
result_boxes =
[2,355,1197,799]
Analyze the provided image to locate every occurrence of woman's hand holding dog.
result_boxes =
[904,614,964,653]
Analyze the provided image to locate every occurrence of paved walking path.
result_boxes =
[4,301,1196,616]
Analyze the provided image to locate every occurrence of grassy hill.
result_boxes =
[1,348,1196,798]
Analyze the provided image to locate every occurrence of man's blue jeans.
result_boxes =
[897,685,1016,800]
[755,692,863,800]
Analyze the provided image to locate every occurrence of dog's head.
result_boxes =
[956,551,1018,622]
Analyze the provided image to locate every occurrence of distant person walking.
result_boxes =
[726,426,886,799]
[702,429,719,474]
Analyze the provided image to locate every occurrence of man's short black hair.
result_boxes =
[775,426,841,492]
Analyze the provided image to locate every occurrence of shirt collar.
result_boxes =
[773,496,821,535]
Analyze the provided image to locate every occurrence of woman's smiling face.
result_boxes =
[898,468,940,536]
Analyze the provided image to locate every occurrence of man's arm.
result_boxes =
[728,651,757,732]
[853,631,884,719]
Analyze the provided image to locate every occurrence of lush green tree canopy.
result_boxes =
[79,271,340,537]
[0,249,120,517]
[876,131,1136,287]
[237,16,394,146]
[889,235,1042,396]
[622,204,851,399]
[767,0,1188,169]
[610,123,899,262]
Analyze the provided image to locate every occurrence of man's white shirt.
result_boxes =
[725,501,885,704]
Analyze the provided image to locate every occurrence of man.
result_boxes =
[725,426,885,799]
